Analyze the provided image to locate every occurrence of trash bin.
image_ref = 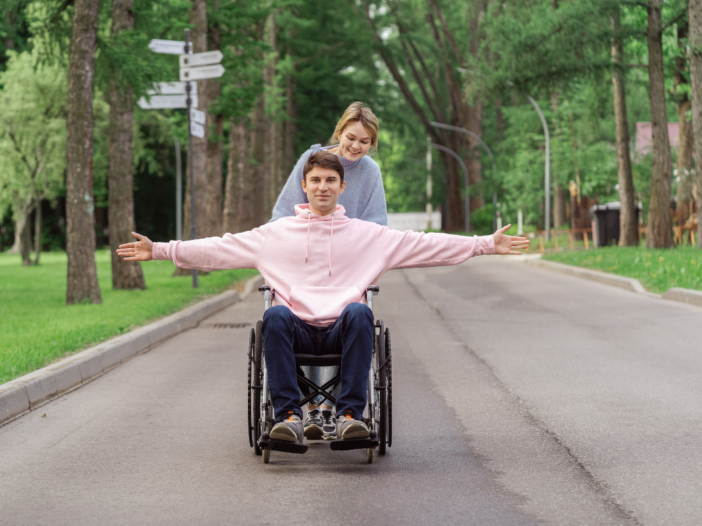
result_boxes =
[589,202,640,247]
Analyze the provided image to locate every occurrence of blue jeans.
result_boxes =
[262,303,373,423]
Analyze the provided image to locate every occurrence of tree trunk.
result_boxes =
[20,204,32,266]
[442,131,464,232]
[611,9,638,246]
[675,20,694,229]
[645,0,674,248]
[182,0,209,243]
[250,97,266,226]
[553,183,566,228]
[65,0,102,304]
[108,0,145,290]
[222,119,249,234]
[465,7,484,213]
[264,12,278,219]
[33,199,41,265]
[205,16,223,238]
[285,73,297,175]
[691,0,702,247]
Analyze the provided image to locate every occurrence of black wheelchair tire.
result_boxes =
[252,320,264,456]
[376,320,388,455]
[247,328,255,448]
[386,328,392,448]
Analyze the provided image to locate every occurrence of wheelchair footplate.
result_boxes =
[329,431,379,451]
[258,433,309,454]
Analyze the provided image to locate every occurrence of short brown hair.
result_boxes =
[303,151,345,183]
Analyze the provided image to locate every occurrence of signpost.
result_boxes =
[148,39,186,55]
[145,31,226,288]
[179,64,225,82]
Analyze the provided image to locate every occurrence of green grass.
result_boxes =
[543,246,702,294]
[0,251,257,384]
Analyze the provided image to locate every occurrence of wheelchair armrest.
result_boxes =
[258,285,275,298]
[366,285,379,295]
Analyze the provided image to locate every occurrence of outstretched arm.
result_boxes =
[117,228,267,271]
[117,232,153,261]
[379,224,530,271]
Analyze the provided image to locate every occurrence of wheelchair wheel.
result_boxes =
[247,328,256,448]
[252,321,264,456]
[385,328,393,449]
[375,320,388,455]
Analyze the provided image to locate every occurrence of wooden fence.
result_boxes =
[532,228,592,254]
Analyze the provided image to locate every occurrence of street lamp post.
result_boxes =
[523,94,550,241]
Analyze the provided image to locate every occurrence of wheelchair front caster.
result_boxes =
[366,448,373,464]
[263,449,270,464]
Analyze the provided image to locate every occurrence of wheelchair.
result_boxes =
[247,285,392,464]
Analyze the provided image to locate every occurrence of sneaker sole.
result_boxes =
[340,423,370,439]
[270,426,299,442]
[304,424,324,440]
[322,433,337,440]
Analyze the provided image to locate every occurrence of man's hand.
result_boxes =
[493,224,530,255]
[116,232,154,261]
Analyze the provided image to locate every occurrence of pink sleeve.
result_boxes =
[378,228,495,271]
[151,227,267,271]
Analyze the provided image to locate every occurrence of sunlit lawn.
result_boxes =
[543,245,702,294]
[0,251,257,384]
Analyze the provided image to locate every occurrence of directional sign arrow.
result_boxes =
[190,108,206,125]
[190,122,205,139]
[137,95,198,110]
[148,39,186,55]
[179,64,225,81]
[179,50,223,68]
[146,82,197,96]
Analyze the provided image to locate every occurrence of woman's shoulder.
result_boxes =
[357,155,381,176]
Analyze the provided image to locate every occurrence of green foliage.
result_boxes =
[544,245,702,294]
[0,48,66,220]
[0,250,257,383]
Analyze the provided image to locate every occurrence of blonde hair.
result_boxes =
[329,101,379,152]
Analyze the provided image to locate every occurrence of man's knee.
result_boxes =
[340,302,373,324]
[263,305,294,330]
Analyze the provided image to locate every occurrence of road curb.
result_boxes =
[524,258,646,293]
[524,259,702,309]
[0,274,264,427]
[662,287,702,308]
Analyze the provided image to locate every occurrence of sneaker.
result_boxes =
[270,412,304,443]
[321,410,337,440]
[337,412,369,439]
[304,408,324,440]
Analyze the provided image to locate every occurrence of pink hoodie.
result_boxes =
[153,204,495,327]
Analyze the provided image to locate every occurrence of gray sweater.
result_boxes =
[270,144,387,225]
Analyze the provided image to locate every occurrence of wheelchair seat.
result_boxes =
[294,354,342,367]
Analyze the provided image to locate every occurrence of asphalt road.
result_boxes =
[1,256,701,525]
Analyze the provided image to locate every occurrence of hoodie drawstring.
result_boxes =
[328,214,335,276]
[303,211,335,277]
[305,212,311,263]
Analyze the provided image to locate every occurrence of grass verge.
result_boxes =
[0,251,257,384]
[543,245,702,294]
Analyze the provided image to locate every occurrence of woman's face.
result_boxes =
[336,121,373,162]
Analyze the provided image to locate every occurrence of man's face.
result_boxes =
[301,167,346,215]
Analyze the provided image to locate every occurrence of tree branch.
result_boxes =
[351,0,444,144]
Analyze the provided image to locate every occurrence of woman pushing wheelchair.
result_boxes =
[117,150,530,448]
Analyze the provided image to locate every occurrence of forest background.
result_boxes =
[0,0,700,302]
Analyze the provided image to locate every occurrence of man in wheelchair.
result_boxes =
[118,151,529,445]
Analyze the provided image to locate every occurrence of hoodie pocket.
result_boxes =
[289,286,362,325]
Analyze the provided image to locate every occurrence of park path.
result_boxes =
[1,257,701,525]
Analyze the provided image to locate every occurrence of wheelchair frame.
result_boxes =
[247,285,392,464]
